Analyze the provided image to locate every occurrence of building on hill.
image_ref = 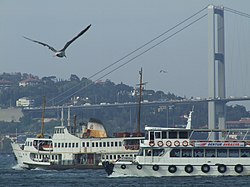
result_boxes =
[16,97,34,107]
[226,118,250,129]
[0,79,13,89]
[19,78,41,87]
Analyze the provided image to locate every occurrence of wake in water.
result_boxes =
[12,164,26,170]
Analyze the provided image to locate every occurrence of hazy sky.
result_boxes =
[1,0,250,107]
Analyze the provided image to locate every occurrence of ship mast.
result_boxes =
[137,68,143,135]
[37,96,46,138]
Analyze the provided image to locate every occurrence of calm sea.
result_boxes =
[0,153,249,187]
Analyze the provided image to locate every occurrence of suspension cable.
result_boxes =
[224,7,250,19]
[48,6,208,106]
[55,13,207,105]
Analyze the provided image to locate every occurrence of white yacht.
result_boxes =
[103,111,250,177]
[10,118,144,170]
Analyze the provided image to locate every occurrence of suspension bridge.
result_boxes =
[23,5,250,130]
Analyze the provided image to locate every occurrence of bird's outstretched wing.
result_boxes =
[23,36,57,52]
[61,24,91,51]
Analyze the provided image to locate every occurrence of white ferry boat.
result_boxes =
[10,118,143,170]
[103,111,250,177]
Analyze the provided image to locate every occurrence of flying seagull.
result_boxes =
[160,70,167,73]
[23,24,91,58]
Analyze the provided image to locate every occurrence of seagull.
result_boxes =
[23,24,91,58]
[160,70,167,73]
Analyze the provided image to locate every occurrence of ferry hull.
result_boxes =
[106,163,250,177]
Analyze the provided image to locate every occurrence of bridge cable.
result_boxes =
[55,13,207,105]
[47,6,208,106]
[224,7,250,19]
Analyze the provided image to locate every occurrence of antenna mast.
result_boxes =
[137,68,143,135]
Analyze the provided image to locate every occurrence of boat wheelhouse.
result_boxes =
[103,111,250,177]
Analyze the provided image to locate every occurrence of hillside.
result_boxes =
[0,72,250,137]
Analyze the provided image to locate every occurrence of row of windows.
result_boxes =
[54,142,79,148]
[53,141,123,149]
[170,148,250,158]
[148,131,189,140]
[32,154,60,162]
[101,154,135,160]
[85,141,122,148]
[54,129,65,134]
[27,140,124,149]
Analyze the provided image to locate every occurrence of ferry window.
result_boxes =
[182,149,192,157]
[162,131,167,139]
[69,143,71,148]
[145,131,148,139]
[99,142,102,147]
[92,142,95,147]
[119,142,122,147]
[107,142,110,147]
[110,155,112,160]
[145,149,152,156]
[95,142,98,147]
[55,155,58,160]
[194,149,204,157]
[76,143,78,148]
[54,143,57,148]
[106,155,108,159]
[150,132,154,140]
[179,131,188,139]
[217,149,227,157]
[241,149,250,157]
[229,149,239,157]
[111,142,114,147]
[58,143,61,148]
[86,142,89,147]
[114,155,116,160]
[72,143,75,148]
[153,149,165,156]
[205,149,216,157]
[169,131,177,139]
[82,142,85,147]
[115,142,118,147]
[103,142,106,147]
[155,131,161,139]
[52,155,54,160]
[61,143,64,148]
[138,149,143,156]
[170,149,180,157]
[65,143,68,148]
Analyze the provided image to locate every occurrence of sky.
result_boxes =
[1,0,250,108]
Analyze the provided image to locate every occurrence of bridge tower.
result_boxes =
[208,5,226,138]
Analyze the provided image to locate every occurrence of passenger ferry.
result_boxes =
[10,118,143,170]
[103,111,250,177]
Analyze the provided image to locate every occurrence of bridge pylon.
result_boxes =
[208,5,226,139]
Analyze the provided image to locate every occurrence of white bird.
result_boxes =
[23,24,91,58]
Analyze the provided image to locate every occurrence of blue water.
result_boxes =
[0,153,250,187]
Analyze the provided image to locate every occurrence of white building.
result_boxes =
[16,97,34,107]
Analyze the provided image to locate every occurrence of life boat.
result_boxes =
[41,144,53,151]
